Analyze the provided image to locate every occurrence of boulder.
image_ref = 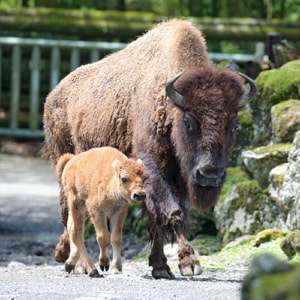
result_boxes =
[271,99,300,143]
[229,109,254,166]
[281,231,300,259]
[249,59,300,146]
[242,143,292,189]
[214,180,286,245]
[280,131,300,230]
[268,163,288,203]
[242,253,300,300]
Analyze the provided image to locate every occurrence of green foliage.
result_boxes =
[1,0,300,21]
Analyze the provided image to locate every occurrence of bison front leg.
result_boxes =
[149,225,175,279]
[176,227,202,276]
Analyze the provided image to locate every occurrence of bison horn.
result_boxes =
[166,71,185,108]
[238,72,257,108]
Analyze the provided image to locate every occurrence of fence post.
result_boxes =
[0,46,2,106]
[10,45,21,130]
[70,48,80,71]
[50,46,60,90]
[90,49,100,62]
[29,45,41,132]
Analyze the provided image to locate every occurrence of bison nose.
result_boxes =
[196,165,225,187]
[133,191,146,201]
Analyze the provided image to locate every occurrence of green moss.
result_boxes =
[220,167,251,201]
[256,60,300,105]
[252,143,292,155]
[232,180,263,213]
[250,229,289,247]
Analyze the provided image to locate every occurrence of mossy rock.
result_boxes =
[271,99,300,143]
[214,180,265,245]
[268,163,288,203]
[249,59,300,146]
[229,109,254,166]
[242,253,300,300]
[281,231,300,259]
[242,143,292,189]
[250,229,288,247]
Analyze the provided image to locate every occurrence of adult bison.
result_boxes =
[43,19,256,279]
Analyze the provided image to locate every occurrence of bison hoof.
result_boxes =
[178,256,202,277]
[65,262,75,273]
[152,268,175,279]
[88,269,103,278]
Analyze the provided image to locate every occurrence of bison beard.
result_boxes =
[42,19,256,279]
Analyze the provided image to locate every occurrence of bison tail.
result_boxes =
[55,153,74,184]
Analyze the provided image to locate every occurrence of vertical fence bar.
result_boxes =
[0,46,2,106]
[90,49,100,62]
[10,45,21,130]
[70,48,80,71]
[29,45,41,132]
[50,46,60,90]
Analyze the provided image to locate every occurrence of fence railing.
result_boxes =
[0,37,253,138]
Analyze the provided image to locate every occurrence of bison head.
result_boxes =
[166,67,256,210]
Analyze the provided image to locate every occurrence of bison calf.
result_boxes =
[56,146,146,277]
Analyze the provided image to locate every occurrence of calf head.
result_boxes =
[166,67,256,210]
[112,158,146,204]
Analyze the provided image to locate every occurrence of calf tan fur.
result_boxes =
[56,146,146,277]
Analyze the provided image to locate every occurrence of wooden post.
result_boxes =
[267,32,281,67]
[50,46,60,90]
[29,45,41,132]
[10,45,21,130]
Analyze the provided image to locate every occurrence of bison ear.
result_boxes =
[112,158,120,171]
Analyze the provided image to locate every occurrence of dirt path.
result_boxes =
[0,154,245,299]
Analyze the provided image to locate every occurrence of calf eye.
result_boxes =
[121,177,128,183]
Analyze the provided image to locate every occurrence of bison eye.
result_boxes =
[184,113,200,135]
[121,177,128,183]
[227,116,239,134]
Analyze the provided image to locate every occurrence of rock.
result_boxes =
[241,253,300,300]
[281,231,300,259]
[249,59,300,145]
[229,109,254,166]
[268,163,287,203]
[8,261,26,268]
[249,229,286,247]
[242,143,291,189]
[214,180,286,245]
[280,131,300,230]
[271,99,300,143]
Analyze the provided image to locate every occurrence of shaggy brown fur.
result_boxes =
[43,19,247,279]
[56,147,145,277]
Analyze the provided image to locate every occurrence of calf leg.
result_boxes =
[110,209,128,273]
[176,226,202,276]
[65,195,100,278]
[91,211,111,272]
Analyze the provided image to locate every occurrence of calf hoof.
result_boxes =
[99,257,110,271]
[88,269,103,278]
[178,255,202,277]
[152,266,175,279]
[55,233,70,263]
[65,262,75,273]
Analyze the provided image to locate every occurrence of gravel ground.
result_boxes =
[0,152,246,300]
[0,235,246,300]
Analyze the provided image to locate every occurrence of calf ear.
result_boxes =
[112,158,120,171]
[137,159,144,168]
